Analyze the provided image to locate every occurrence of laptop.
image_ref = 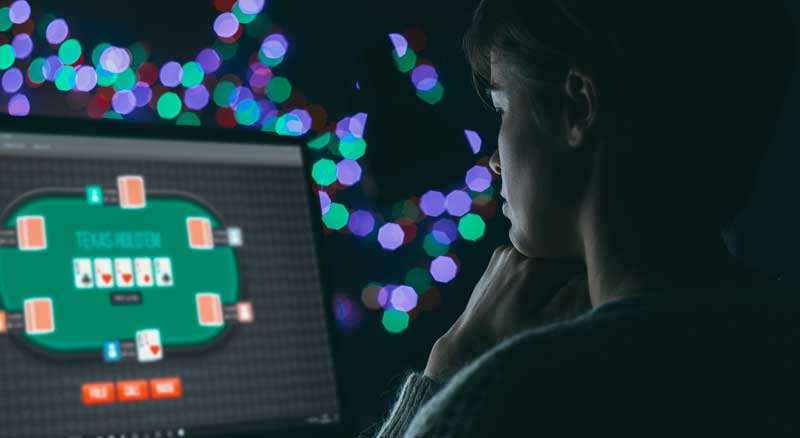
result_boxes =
[0,115,348,438]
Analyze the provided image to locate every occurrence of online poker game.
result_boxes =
[0,127,341,438]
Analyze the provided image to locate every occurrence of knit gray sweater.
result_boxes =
[373,282,800,437]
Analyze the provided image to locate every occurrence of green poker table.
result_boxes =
[0,187,240,358]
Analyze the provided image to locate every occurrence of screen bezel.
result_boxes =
[0,114,352,438]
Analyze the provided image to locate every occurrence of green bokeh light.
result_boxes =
[417,82,445,105]
[128,42,148,68]
[312,158,338,186]
[382,309,410,334]
[339,136,367,160]
[392,48,417,73]
[212,39,238,61]
[423,234,449,257]
[176,112,201,126]
[322,203,349,230]
[258,50,284,68]
[265,76,292,103]
[0,8,11,32]
[308,132,331,150]
[28,58,46,84]
[157,92,182,120]
[113,68,136,91]
[103,111,123,120]
[232,3,257,24]
[0,45,15,70]
[96,68,118,87]
[245,14,271,38]
[181,61,204,88]
[405,268,432,294]
[92,42,111,66]
[58,39,82,65]
[55,66,76,91]
[458,213,486,241]
[234,99,261,126]
[213,81,236,107]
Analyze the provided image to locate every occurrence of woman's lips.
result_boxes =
[502,202,509,217]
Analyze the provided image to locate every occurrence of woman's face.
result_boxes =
[488,54,588,260]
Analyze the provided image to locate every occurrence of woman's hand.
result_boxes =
[424,246,591,382]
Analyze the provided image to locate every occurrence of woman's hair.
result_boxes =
[464,0,796,226]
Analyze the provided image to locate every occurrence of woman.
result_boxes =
[373,0,799,436]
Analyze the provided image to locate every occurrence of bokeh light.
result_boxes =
[458,213,486,241]
[382,309,409,334]
[445,190,472,217]
[466,165,493,192]
[184,84,210,110]
[159,61,183,87]
[389,33,408,57]
[11,34,33,59]
[9,1,30,24]
[261,33,288,60]
[405,268,432,294]
[46,18,69,45]
[411,64,438,91]
[361,283,384,310]
[465,130,482,154]
[378,223,405,251]
[430,256,458,283]
[112,89,137,115]
[265,76,291,103]
[322,203,349,230]
[214,13,240,38]
[2,68,23,93]
[58,39,81,65]
[8,93,29,116]
[196,48,222,73]
[432,219,459,245]
[239,0,266,15]
[348,210,375,237]
[420,190,446,217]
[157,91,182,119]
[390,286,418,312]
[100,46,131,74]
[336,159,362,186]
[0,45,15,70]
[318,191,332,215]
[312,158,338,186]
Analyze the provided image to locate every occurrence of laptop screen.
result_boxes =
[0,127,341,438]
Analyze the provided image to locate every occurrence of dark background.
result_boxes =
[9,1,800,435]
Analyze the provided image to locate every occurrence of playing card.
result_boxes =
[17,215,47,251]
[117,175,146,209]
[135,328,163,362]
[94,258,114,289]
[114,258,134,288]
[154,257,173,287]
[24,298,54,335]
[134,257,154,287]
[73,258,93,289]
[187,217,214,250]
[196,293,223,327]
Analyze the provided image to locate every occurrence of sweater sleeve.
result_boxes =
[375,372,441,437]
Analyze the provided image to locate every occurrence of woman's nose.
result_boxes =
[489,149,501,175]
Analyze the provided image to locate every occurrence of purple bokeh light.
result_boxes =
[261,33,288,60]
[111,90,136,115]
[8,94,29,116]
[465,130,482,154]
[466,165,493,192]
[430,256,458,283]
[335,117,351,139]
[11,34,32,59]
[100,47,131,74]
[239,0,265,15]
[214,13,240,38]
[389,33,408,57]
[349,112,368,138]
[377,284,398,310]
[390,286,418,312]
[249,65,272,88]
[411,65,439,91]
[378,223,405,251]
[336,159,362,186]
[318,191,331,215]
[159,61,183,88]
[2,68,23,93]
[45,18,68,45]
[44,56,61,81]
[420,190,446,217]
[228,86,254,107]
[348,210,375,237]
[196,48,221,74]
[432,219,459,245]
[75,66,97,92]
[184,84,210,110]
[132,81,152,107]
[445,190,472,217]
[9,1,31,24]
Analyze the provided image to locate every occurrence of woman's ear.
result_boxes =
[563,68,598,149]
